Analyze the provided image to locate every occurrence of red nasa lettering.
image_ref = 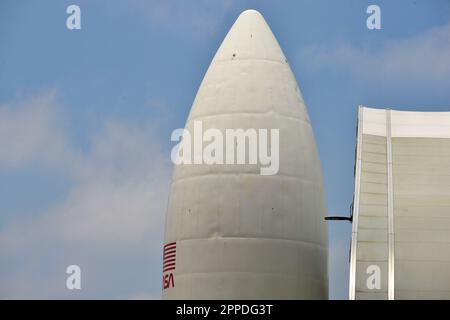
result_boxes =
[163,273,174,289]
[162,242,176,289]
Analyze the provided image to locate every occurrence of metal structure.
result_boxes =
[163,10,328,299]
[349,106,450,299]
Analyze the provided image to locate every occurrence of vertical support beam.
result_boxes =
[386,109,395,300]
[349,106,363,300]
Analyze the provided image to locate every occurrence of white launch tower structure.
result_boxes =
[350,106,450,299]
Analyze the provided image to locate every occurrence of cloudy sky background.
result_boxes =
[1,0,450,299]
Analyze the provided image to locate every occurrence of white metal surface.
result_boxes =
[348,106,364,300]
[351,106,450,300]
[163,9,328,299]
[362,107,450,138]
[386,109,395,300]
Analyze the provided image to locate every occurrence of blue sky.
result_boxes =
[1,0,450,299]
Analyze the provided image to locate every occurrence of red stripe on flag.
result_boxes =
[164,249,176,256]
[164,262,176,268]
[163,266,176,273]
[164,242,176,249]
[163,254,176,260]
[164,242,177,250]
[164,259,176,266]
[164,246,176,252]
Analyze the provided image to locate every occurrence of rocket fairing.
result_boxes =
[163,9,328,299]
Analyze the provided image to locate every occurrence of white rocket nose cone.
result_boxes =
[163,10,328,299]
[212,8,286,63]
[240,8,262,15]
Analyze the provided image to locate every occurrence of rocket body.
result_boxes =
[163,10,328,299]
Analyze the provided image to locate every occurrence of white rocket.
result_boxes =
[163,9,328,299]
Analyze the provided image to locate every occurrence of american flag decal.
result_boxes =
[163,242,177,272]
[162,242,176,289]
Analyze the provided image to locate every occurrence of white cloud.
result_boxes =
[0,91,172,298]
[0,91,75,169]
[298,22,450,86]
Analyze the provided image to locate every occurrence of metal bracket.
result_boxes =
[324,216,352,222]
